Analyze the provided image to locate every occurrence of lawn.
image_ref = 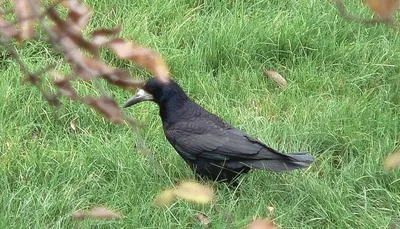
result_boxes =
[1,0,399,228]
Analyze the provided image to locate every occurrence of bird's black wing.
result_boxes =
[164,118,283,161]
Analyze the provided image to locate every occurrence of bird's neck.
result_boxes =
[158,93,190,124]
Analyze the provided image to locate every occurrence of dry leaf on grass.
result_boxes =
[263,70,287,89]
[174,181,214,204]
[247,219,279,229]
[70,120,77,131]
[195,212,211,227]
[72,207,122,220]
[267,205,274,216]
[154,189,176,207]
[154,181,214,207]
[384,149,400,170]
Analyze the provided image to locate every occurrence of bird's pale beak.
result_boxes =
[123,89,154,108]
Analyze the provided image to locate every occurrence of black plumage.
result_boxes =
[124,78,314,183]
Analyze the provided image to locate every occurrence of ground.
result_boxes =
[0,0,399,228]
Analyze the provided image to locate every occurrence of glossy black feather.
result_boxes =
[130,78,314,183]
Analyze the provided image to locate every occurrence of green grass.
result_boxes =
[1,0,400,228]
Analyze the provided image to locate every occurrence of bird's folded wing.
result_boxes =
[165,120,278,161]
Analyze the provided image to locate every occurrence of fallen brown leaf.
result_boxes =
[384,149,400,170]
[174,181,214,204]
[263,70,287,89]
[154,189,176,207]
[247,219,279,229]
[154,181,215,208]
[267,205,274,216]
[52,71,78,100]
[70,120,77,131]
[72,207,122,220]
[195,212,211,227]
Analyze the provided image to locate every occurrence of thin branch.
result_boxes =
[0,37,30,75]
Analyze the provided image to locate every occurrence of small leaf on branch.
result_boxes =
[102,69,146,88]
[65,0,92,29]
[73,56,145,88]
[43,93,61,107]
[83,96,124,124]
[91,26,122,43]
[52,71,78,100]
[154,181,215,208]
[21,73,41,84]
[13,0,39,40]
[0,15,19,38]
[91,36,170,83]
[49,10,99,57]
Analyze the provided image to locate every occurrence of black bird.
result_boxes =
[124,78,314,183]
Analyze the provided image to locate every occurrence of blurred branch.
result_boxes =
[0,0,169,168]
[0,0,167,124]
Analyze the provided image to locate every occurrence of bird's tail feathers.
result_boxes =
[286,152,314,164]
[240,152,314,172]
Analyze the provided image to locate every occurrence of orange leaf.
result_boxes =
[364,0,400,19]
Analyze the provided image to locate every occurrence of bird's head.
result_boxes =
[123,77,187,108]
